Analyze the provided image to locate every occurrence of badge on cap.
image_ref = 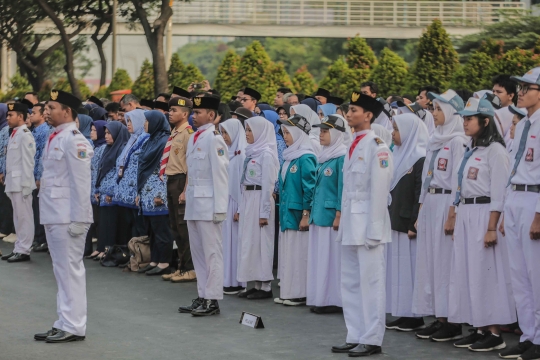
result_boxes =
[324,168,333,176]
[7,103,14,111]
[351,92,360,102]
[178,99,186,106]
[51,90,59,101]
[290,164,298,173]
[217,148,224,156]
[194,98,202,106]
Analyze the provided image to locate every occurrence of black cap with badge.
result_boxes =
[313,114,346,132]
[278,114,311,135]
[49,89,82,110]
[192,96,220,111]
[349,91,384,119]
[7,102,28,114]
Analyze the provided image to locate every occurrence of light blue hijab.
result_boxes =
[318,103,337,117]
[118,109,146,167]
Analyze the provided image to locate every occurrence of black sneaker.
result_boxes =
[499,341,534,359]
[238,288,258,298]
[247,289,273,300]
[386,317,406,330]
[430,322,462,342]
[191,299,220,316]
[518,345,540,360]
[224,286,245,295]
[178,297,204,313]
[397,317,426,332]
[454,329,484,348]
[469,332,506,352]
[416,320,443,339]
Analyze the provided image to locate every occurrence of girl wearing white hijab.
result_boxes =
[291,104,322,155]
[219,119,248,295]
[236,116,279,300]
[276,114,317,306]
[385,114,429,332]
[306,115,348,314]
[371,123,393,149]
[412,90,468,341]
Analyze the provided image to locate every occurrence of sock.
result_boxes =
[254,281,262,290]
[492,333,500,337]
[477,330,484,335]
[261,281,271,292]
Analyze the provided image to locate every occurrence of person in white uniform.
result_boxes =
[179,96,229,317]
[331,91,393,357]
[218,118,247,295]
[34,89,94,343]
[499,67,540,360]
[1,102,36,263]
[412,89,467,342]
[449,97,516,352]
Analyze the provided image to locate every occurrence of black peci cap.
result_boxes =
[7,102,28,114]
[314,88,331,99]
[153,100,169,112]
[49,89,82,110]
[328,96,344,106]
[172,86,192,99]
[192,96,220,111]
[350,91,384,118]
[88,95,104,108]
[140,99,155,109]
[243,87,261,101]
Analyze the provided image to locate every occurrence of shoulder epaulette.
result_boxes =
[374,137,384,146]
[213,130,221,136]
[187,128,194,134]
[72,130,81,135]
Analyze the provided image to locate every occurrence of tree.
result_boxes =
[407,19,459,93]
[451,51,498,92]
[496,48,540,77]
[214,50,242,101]
[267,62,294,99]
[54,78,92,100]
[237,41,275,102]
[167,53,186,90]
[108,68,133,94]
[180,64,205,89]
[131,59,155,100]
[0,73,32,102]
[318,58,370,99]
[346,35,377,71]
[369,48,408,98]
[292,65,316,95]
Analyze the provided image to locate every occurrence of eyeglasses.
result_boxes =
[239,97,253,103]
[517,83,540,94]
[278,112,287,116]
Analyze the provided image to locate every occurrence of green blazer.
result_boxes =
[309,156,344,227]
[279,154,317,232]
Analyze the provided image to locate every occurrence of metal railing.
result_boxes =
[171,0,525,27]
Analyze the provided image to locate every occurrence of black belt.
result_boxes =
[461,196,491,205]
[245,185,262,191]
[512,184,540,193]
[167,173,187,179]
[428,188,451,195]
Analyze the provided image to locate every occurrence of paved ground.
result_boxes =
[0,241,520,360]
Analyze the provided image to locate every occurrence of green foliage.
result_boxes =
[451,51,498,92]
[176,42,230,85]
[407,19,459,93]
[496,48,540,77]
[181,64,205,89]
[54,78,91,100]
[346,35,377,70]
[237,41,275,103]
[214,50,242,101]
[318,58,370,99]
[132,59,155,99]
[369,48,408,98]
[267,62,293,98]
[292,65,317,95]
[38,80,53,103]
[167,53,185,90]
[93,85,109,99]
[0,72,32,101]
[108,68,132,93]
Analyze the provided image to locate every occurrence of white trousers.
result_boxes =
[187,220,224,300]
[7,192,34,255]
[342,244,386,346]
[504,190,540,344]
[46,223,89,336]
[222,198,246,288]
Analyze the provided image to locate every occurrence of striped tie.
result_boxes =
[159,130,178,181]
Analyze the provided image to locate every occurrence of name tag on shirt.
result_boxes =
[526,148,534,162]
[467,167,479,180]
[437,158,448,171]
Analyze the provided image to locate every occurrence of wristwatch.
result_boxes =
[302,211,309,217]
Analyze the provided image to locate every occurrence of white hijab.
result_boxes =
[391,114,429,190]
[371,123,393,147]
[428,100,467,151]
[374,111,394,132]
[281,124,315,179]
[220,119,247,204]
[318,128,347,164]
[333,114,353,147]
[245,116,279,169]
[291,104,322,155]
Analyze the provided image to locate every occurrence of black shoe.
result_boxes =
[386,317,406,330]
[137,264,156,274]
[7,253,30,263]
[45,330,85,343]
[416,320,443,339]
[518,345,540,360]
[430,322,462,342]
[499,341,534,359]
[224,286,245,295]
[34,328,60,341]
[331,343,359,353]
[1,252,14,260]
[238,288,258,298]
[453,329,485,348]
[84,253,99,260]
[348,344,382,357]
[311,306,343,314]
[33,243,48,252]
[191,299,220,316]
[469,332,506,352]
[396,317,425,332]
[179,297,204,313]
[145,266,170,276]
[247,289,273,300]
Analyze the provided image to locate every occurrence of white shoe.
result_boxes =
[3,233,17,243]
[274,297,285,304]
[283,298,306,306]
[0,233,7,238]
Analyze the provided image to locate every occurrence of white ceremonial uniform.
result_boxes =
[184,123,229,300]
[412,137,465,317]
[5,124,36,255]
[449,142,516,327]
[505,109,540,344]
[40,122,93,336]
[338,130,393,347]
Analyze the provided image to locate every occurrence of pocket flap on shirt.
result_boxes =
[193,151,207,160]
[11,170,21,177]
[352,162,367,174]
[324,200,337,209]
[51,187,69,199]
[288,201,303,210]
[194,185,213,198]
[351,200,368,214]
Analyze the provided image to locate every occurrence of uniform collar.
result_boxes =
[54,122,75,132]
[174,121,191,133]
[528,107,540,125]
[354,129,370,137]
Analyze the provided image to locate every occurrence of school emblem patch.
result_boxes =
[290,164,298,173]
[378,152,389,168]
[217,148,225,156]
[324,168,333,176]
[249,169,256,177]
[77,148,87,159]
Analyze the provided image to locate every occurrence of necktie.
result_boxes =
[193,128,206,144]
[422,149,441,190]
[453,147,476,206]
[159,129,183,181]
[348,133,367,159]
[240,157,250,184]
[47,131,59,150]
[10,129,17,139]
[507,119,532,186]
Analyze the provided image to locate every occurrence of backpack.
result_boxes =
[127,236,151,271]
